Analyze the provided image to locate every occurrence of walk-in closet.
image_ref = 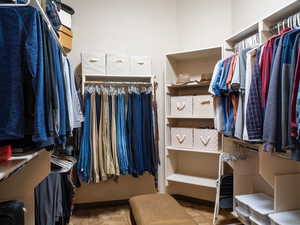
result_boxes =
[1,0,300,225]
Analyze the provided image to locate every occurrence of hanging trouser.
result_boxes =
[116,94,129,174]
[111,94,120,176]
[90,93,100,183]
[102,93,115,178]
[77,93,91,183]
[126,94,135,176]
[132,92,144,176]
[98,94,107,181]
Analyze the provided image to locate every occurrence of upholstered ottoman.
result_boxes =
[129,194,197,225]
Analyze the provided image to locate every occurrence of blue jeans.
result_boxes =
[77,93,91,183]
[116,94,129,174]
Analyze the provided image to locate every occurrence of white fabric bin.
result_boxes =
[269,210,300,225]
[58,10,72,29]
[171,128,193,148]
[107,53,130,75]
[130,56,151,75]
[81,52,106,75]
[236,207,251,225]
[193,95,214,118]
[170,96,193,116]
[194,129,219,152]
[250,216,268,225]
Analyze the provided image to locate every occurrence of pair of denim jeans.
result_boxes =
[78,93,91,183]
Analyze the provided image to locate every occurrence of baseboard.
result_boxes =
[74,199,129,210]
[74,194,214,210]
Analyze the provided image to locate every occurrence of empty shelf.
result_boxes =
[166,81,210,89]
[166,173,217,188]
[166,146,221,154]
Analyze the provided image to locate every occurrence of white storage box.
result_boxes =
[130,56,151,75]
[170,96,193,116]
[250,216,268,225]
[235,193,274,225]
[107,53,130,75]
[269,210,300,225]
[236,207,251,225]
[194,129,219,152]
[58,9,72,29]
[171,128,193,148]
[81,52,106,75]
[193,95,214,118]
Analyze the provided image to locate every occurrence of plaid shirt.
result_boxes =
[246,47,263,140]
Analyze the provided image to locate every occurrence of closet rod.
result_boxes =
[0,0,67,56]
[0,0,30,6]
[84,81,153,86]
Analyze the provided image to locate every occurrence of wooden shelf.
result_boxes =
[263,0,300,25]
[226,22,259,45]
[166,46,222,61]
[0,152,40,181]
[167,173,217,188]
[166,146,221,155]
[167,115,214,120]
[166,81,210,89]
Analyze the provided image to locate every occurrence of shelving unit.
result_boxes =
[164,46,223,210]
[220,2,300,224]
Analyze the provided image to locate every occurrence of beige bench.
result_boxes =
[129,194,198,225]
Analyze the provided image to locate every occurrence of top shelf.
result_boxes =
[263,0,300,25]
[166,46,222,61]
[226,23,259,45]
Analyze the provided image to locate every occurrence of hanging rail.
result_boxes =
[84,81,153,86]
[0,0,67,56]
[270,11,300,34]
[0,0,30,6]
[234,32,260,53]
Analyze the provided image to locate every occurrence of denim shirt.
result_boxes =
[0,7,47,142]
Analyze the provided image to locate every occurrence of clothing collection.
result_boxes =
[0,5,82,225]
[0,6,83,146]
[35,172,74,225]
[209,28,300,161]
[78,87,160,183]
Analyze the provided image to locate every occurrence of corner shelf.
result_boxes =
[164,47,222,206]
[166,146,221,155]
[167,173,217,188]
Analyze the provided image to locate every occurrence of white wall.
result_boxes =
[176,0,232,50]
[64,0,178,202]
[231,0,295,33]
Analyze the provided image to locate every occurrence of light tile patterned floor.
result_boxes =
[70,201,239,225]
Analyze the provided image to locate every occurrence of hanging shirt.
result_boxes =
[0,7,47,142]
[263,35,285,152]
[280,29,300,149]
[209,60,223,95]
[246,47,263,140]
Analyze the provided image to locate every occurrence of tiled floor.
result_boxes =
[70,201,239,225]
